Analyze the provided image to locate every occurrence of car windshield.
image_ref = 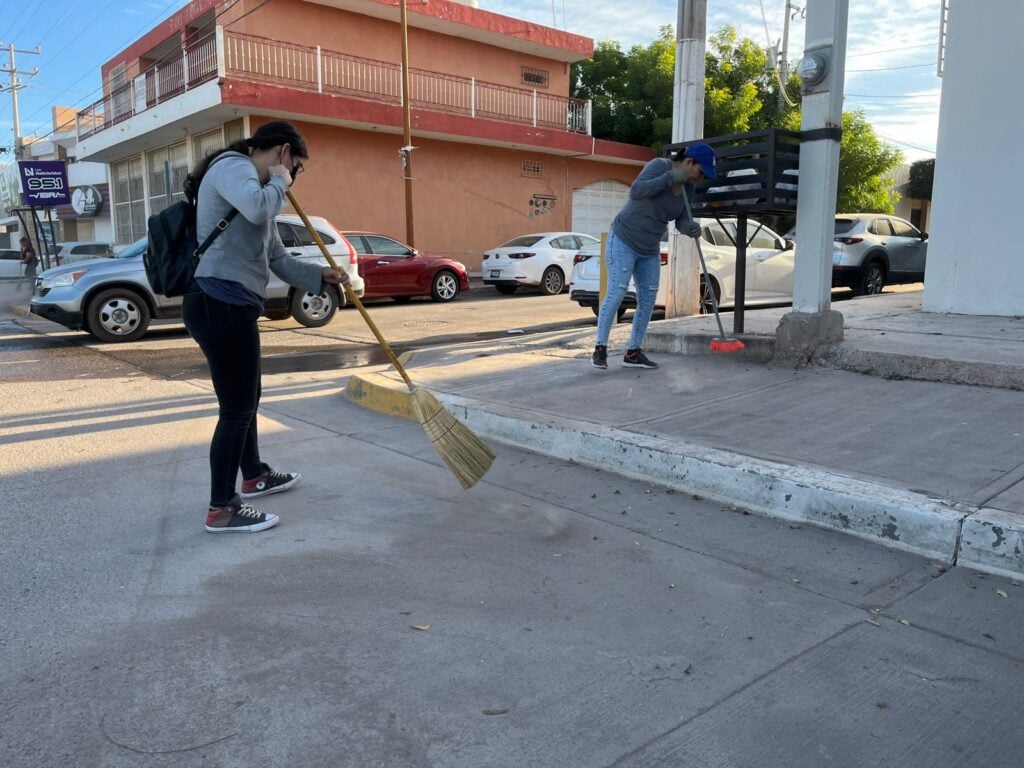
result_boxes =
[116,239,148,259]
[500,236,543,248]
[835,219,858,235]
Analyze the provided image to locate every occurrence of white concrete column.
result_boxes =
[665,0,707,319]
[791,0,848,314]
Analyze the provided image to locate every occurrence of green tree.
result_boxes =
[908,158,935,200]
[782,110,903,212]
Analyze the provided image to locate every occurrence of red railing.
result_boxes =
[78,29,591,140]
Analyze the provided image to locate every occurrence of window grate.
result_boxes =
[521,66,549,88]
[521,160,544,178]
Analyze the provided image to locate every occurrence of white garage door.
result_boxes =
[572,180,630,238]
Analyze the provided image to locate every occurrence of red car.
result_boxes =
[342,232,470,303]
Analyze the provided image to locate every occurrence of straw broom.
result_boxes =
[286,190,495,489]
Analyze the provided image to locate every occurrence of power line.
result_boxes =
[847,42,937,58]
[845,92,939,99]
[847,62,936,73]
[877,133,935,154]
[0,0,252,166]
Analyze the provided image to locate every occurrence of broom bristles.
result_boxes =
[710,338,745,353]
[410,387,495,489]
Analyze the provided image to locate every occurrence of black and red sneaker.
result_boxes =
[205,500,279,533]
[241,463,300,499]
[622,348,658,369]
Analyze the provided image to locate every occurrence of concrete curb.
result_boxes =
[343,372,416,420]
[338,376,1024,578]
[433,393,970,565]
[815,345,1024,391]
[643,330,776,361]
[958,508,1024,579]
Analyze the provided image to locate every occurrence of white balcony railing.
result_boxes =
[77,29,591,141]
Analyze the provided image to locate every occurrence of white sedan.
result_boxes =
[568,218,794,318]
[482,231,599,295]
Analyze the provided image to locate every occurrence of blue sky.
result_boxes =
[0,0,940,162]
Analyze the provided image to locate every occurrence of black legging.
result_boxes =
[182,289,264,508]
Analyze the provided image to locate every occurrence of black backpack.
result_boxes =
[144,156,238,297]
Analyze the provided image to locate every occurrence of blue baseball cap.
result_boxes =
[673,142,717,179]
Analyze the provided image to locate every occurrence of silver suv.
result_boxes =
[30,214,365,342]
[830,214,928,295]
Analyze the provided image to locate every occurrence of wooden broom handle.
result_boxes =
[286,190,415,389]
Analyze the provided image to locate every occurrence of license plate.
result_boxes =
[490,270,501,278]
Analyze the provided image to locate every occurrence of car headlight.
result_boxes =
[41,270,87,289]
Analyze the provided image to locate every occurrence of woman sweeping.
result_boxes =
[184,120,349,533]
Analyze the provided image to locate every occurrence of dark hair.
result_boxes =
[184,120,307,199]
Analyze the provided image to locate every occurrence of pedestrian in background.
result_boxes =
[183,120,349,534]
[19,237,37,283]
[592,143,717,370]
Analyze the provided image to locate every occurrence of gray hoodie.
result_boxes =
[611,157,696,256]
[194,151,324,297]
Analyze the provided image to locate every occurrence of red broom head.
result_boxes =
[710,338,745,353]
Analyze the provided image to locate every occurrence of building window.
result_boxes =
[147,141,188,216]
[521,160,544,178]
[521,67,549,88]
[192,128,225,166]
[112,155,146,244]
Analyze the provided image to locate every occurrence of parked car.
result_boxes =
[29,214,365,343]
[54,241,115,265]
[342,231,469,302]
[568,218,793,318]
[482,231,599,295]
[828,214,928,295]
[0,248,24,278]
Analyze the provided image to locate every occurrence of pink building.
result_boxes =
[75,0,653,271]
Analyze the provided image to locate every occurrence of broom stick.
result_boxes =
[680,188,745,353]
[285,190,495,489]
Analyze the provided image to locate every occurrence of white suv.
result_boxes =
[829,214,928,295]
[30,214,365,342]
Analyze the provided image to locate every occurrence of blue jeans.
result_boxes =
[595,231,661,349]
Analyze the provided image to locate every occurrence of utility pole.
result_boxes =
[0,41,41,159]
[398,0,415,248]
[665,0,707,318]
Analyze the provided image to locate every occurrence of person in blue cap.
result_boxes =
[592,142,716,370]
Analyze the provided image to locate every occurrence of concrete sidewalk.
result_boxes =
[349,292,1024,578]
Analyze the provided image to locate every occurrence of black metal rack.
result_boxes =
[665,129,802,333]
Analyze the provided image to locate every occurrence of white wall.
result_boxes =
[924,0,1024,315]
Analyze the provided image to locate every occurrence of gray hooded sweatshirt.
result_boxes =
[194,151,325,297]
[611,157,696,256]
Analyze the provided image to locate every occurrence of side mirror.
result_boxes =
[409,248,419,256]
[782,239,794,251]
[920,232,929,241]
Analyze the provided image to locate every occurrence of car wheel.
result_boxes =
[290,287,339,327]
[540,267,565,296]
[495,284,518,295]
[855,261,886,295]
[698,276,720,315]
[590,304,628,321]
[86,287,151,342]
[430,270,460,302]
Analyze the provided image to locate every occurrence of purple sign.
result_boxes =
[18,160,71,207]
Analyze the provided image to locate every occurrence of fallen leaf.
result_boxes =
[789,524,802,529]
[866,619,881,627]
[482,709,509,716]
[996,589,1008,598]
[876,701,889,709]
[898,619,910,626]
[966,580,977,589]
[791,578,801,584]
[684,664,693,675]
[1011,581,1022,587]
[410,624,431,631]
[983,633,996,641]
